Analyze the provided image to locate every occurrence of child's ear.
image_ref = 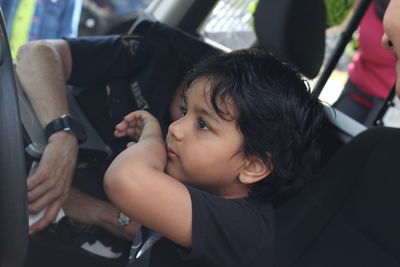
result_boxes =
[238,156,272,184]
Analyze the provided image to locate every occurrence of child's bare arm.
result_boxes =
[105,111,192,248]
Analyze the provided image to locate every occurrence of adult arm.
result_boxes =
[64,188,141,240]
[104,111,193,248]
[15,35,146,234]
[16,39,78,233]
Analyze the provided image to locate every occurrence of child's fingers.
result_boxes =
[114,130,126,137]
[116,110,154,139]
[125,120,141,129]
[116,115,141,130]
[115,121,128,131]
[115,122,143,138]
[114,122,129,137]
[126,128,141,139]
[124,111,143,121]
[124,110,153,123]
[125,117,144,131]
[123,115,145,130]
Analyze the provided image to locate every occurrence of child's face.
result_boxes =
[165,77,248,198]
[382,0,400,97]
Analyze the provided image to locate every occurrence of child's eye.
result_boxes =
[198,119,209,130]
[180,107,187,117]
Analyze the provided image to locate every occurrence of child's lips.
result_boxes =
[167,146,179,160]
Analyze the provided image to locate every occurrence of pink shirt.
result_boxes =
[348,1,397,99]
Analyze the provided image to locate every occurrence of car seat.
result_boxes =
[252,0,400,266]
[253,0,326,79]
[0,7,29,267]
[275,127,400,267]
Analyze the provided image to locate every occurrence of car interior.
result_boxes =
[0,0,399,266]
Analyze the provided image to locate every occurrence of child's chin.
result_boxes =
[165,164,183,180]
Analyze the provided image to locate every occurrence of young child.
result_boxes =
[104,49,326,267]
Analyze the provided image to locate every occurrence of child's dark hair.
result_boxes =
[181,49,327,202]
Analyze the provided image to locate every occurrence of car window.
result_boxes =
[79,0,154,36]
[198,0,257,50]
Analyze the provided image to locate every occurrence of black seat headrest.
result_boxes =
[275,127,400,266]
[254,0,326,79]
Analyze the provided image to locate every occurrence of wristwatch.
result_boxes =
[117,212,131,236]
[44,114,86,143]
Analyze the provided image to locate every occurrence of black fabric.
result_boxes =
[275,127,400,267]
[65,21,219,158]
[128,186,274,267]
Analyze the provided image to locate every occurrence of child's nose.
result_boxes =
[168,119,184,141]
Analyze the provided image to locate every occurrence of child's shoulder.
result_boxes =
[188,185,274,226]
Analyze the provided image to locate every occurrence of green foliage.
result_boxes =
[325,0,356,26]
[249,0,259,30]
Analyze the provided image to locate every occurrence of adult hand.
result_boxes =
[114,110,162,141]
[28,131,79,233]
[64,188,141,240]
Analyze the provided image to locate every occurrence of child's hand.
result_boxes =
[114,110,162,142]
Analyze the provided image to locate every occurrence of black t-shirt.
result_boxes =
[65,21,218,155]
[129,186,275,267]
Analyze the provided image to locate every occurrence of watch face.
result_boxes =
[61,115,86,142]
[118,212,131,225]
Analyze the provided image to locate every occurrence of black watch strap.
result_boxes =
[44,114,86,143]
